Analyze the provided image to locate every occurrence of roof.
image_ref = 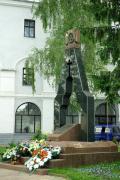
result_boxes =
[0,0,39,8]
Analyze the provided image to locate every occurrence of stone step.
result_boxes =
[61,146,117,154]
[47,141,118,153]
[59,152,120,167]
[48,159,66,168]
[1,151,120,169]
[0,133,33,145]
[33,151,120,168]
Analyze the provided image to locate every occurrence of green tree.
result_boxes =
[90,0,120,103]
[27,0,120,104]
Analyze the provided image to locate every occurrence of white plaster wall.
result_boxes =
[42,99,54,133]
[43,78,55,93]
[0,0,48,69]
[0,70,15,133]
[0,70,15,94]
[0,97,15,133]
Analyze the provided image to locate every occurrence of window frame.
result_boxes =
[24,19,35,38]
[95,103,116,125]
[22,67,33,86]
[15,102,41,133]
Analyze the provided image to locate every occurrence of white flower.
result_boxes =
[7,155,10,159]
[13,151,16,155]
[36,158,40,163]
[29,166,33,171]
[27,164,30,168]
[25,159,31,165]
[30,161,34,165]
[39,160,44,166]
[43,157,48,163]
[47,151,52,159]
[34,164,39,169]
[3,154,6,158]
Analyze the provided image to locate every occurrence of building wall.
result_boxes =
[0,0,48,70]
[42,98,54,133]
[0,0,56,135]
[0,97,15,133]
[0,70,15,133]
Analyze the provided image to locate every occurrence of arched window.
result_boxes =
[95,103,116,125]
[15,102,41,133]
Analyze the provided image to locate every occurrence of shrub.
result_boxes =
[8,142,17,148]
[31,129,48,141]
[0,146,7,156]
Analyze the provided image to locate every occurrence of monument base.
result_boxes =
[48,124,81,141]
[48,141,120,168]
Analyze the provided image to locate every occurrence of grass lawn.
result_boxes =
[48,162,120,180]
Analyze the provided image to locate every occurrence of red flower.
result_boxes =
[40,149,48,158]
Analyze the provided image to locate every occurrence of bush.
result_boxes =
[31,129,48,141]
[8,142,17,148]
[0,146,8,162]
[0,146,7,156]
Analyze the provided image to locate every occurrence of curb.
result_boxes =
[0,162,48,175]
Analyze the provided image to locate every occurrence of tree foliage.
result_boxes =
[90,0,120,103]
[27,0,120,104]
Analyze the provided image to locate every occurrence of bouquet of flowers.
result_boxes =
[25,145,61,171]
[25,148,52,171]
[2,147,20,162]
[2,140,61,171]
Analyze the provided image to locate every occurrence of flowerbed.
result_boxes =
[2,140,61,171]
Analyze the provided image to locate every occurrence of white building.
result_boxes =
[0,0,56,143]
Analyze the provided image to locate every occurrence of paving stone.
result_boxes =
[0,169,65,180]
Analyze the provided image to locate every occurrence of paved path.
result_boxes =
[0,169,66,180]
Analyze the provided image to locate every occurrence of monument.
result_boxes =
[55,29,94,141]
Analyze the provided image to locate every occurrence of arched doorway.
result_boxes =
[15,102,41,133]
[95,103,116,125]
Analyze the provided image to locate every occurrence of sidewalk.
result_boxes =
[0,169,66,180]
